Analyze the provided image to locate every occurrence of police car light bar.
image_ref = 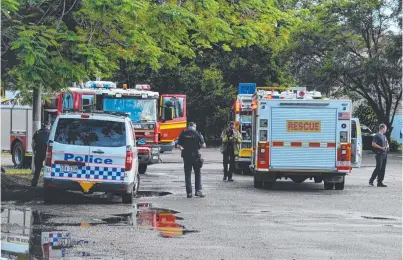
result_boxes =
[135,84,151,90]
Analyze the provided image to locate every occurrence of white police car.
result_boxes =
[43,112,139,204]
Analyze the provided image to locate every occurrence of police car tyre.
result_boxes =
[121,192,133,204]
[43,187,58,204]
[138,164,147,175]
[335,180,345,190]
[324,182,335,190]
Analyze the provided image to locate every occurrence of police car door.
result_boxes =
[351,118,362,168]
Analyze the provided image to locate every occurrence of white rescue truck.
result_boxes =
[250,87,362,190]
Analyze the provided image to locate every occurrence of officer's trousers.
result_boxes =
[32,152,45,183]
[370,153,387,183]
[223,148,235,179]
[183,157,202,194]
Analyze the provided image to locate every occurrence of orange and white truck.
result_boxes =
[250,87,362,190]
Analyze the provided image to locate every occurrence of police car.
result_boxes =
[43,112,139,204]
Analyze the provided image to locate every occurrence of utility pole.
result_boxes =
[32,86,42,135]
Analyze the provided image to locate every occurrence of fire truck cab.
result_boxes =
[250,87,362,190]
[57,81,179,174]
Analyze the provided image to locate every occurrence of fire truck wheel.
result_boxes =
[243,168,253,176]
[254,179,263,189]
[12,141,31,168]
[324,182,335,190]
[138,164,147,175]
[335,180,345,190]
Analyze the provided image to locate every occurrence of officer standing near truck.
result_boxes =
[31,121,50,187]
[221,121,242,181]
[177,122,206,198]
[369,123,389,187]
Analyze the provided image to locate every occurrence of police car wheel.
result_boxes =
[43,187,58,204]
[138,164,147,175]
[122,192,133,204]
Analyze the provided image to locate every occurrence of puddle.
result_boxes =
[1,208,97,259]
[1,203,197,258]
[136,191,172,197]
[361,216,397,221]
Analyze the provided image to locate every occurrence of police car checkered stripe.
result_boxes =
[49,232,70,246]
[51,164,125,181]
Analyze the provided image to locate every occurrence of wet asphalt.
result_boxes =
[1,149,402,259]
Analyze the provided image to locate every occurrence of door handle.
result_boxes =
[92,150,105,154]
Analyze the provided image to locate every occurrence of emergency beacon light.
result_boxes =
[238,83,256,94]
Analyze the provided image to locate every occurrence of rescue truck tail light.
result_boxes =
[125,146,133,171]
[257,142,269,169]
[45,142,53,166]
[81,114,90,118]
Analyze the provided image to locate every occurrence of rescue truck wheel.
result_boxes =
[264,181,275,189]
[335,180,345,190]
[254,179,263,189]
[12,141,31,168]
[234,169,243,175]
[138,164,147,175]
[324,182,334,190]
[133,173,140,197]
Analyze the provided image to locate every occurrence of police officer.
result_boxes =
[31,121,50,187]
[221,121,242,181]
[369,123,389,187]
[177,122,206,198]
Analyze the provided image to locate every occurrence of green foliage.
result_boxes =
[283,0,402,131]
[389,139,400,152]
[353,104,379,132]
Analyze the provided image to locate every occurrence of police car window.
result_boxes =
[54,119,126,147]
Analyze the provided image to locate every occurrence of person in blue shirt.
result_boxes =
[369,124,389,187]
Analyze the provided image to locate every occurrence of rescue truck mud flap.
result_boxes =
[253,170,346,183]
[43,178,135,194]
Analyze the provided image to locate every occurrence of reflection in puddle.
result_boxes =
[1,204,197,259]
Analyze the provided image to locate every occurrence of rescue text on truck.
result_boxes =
[250,87,362,191]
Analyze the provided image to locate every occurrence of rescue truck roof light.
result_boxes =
[135,84,151,90]
[85,81,117,89]
[238,83,256,94]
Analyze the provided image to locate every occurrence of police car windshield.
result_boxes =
[103,98,157,123]
[54,118,126,147]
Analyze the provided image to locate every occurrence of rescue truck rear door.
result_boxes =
[351,118,363,168]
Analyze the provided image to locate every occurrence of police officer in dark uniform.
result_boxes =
[31,121,50,187]
[177,122,206,198]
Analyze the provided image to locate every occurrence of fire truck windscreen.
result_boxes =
[103,98,157,122]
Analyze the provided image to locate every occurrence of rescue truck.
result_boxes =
[231,83,256,175]
[250,87,362,190]
[55,80,187,174]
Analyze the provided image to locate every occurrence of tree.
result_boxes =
[283,0,402,137]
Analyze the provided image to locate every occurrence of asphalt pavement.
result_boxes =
[1,149,402,259]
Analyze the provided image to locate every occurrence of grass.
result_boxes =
[3,168,31,175]
[1,152,11,155]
